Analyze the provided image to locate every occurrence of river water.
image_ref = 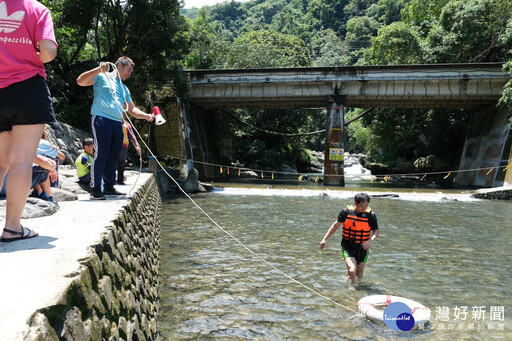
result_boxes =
[158,185,511,340]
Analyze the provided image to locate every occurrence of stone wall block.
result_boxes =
[100,251,114,274]
[60,307,86,340]
[148,317,157,336]
[140,314,149,340]
[115,241,128,263]
[103,231,118,260]
[98,276,113,312]
[83,313,107,340]
[82,252,102,287]
[109,322,119,341]
[91,290,107,317]
[118,316,134,341]
[76,270,94,314]
[111,291,122,319]
[112,261,127,290]
[131,314,146,341]
[24,312,59,341]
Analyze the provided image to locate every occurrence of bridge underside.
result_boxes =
[188,84,500,109]
[188,64,508,110]
[186,64,512,187]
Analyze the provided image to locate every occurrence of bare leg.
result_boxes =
[0,131,12,191]
[32,184,42,195]
[39,178,52,196]
[356,262,366,281]
[1,124,44,239]
[344,256,358,288]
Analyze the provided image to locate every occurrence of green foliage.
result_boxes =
[228,29,312,68]
[368,22,424,64]
[349,108,471,167]
[41,0,190,131]
[221,108,324,171]
[312,29,351,66]
[499,58,512,125]
[182,0,512,171]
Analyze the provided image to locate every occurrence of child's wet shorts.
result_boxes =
[341,239,369,264]
[0,75,55,133]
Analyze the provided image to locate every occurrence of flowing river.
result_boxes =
[157,184,511,340]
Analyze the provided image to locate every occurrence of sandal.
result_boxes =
[40,192,59,206]
[0,226,38,242]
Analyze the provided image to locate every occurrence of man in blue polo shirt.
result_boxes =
[76,57,153,200]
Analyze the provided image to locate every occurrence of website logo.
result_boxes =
[0,2,25,33]
[384,302,415,331]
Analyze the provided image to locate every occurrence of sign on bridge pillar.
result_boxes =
[323,96,345,186]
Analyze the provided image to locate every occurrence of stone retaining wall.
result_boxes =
[24,177,162,340]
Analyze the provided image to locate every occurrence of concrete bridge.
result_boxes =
[185,63,512,187]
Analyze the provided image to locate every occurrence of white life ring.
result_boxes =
[357,295,431,329]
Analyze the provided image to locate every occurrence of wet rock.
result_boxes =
[182,169,206,193]
[371,194,399,198]
[473,188,512,200]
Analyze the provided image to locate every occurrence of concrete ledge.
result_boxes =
[0,173,161,340]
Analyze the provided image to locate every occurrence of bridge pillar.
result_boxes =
[456,105,511,187]
[323,96,345,186]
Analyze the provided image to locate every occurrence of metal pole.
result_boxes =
[323,95,346,186]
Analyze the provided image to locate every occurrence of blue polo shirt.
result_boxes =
[91,72,133,122]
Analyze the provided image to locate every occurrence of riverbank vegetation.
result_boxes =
[41,0,512,174]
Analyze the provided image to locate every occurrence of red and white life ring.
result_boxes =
[357,295,431,329]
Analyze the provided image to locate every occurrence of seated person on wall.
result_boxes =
[31,129,64,204]
[1,154,57,204]
[41,126,65,188]
[75,138,94,191]
[1,136,60,204]
[29,155,59,205]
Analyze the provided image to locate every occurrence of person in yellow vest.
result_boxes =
[75,138,94,189]
[320,193,379,289]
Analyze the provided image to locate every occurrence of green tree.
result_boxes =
[227,29,312,68]
[312,29,351,66]
[367,22,424,64]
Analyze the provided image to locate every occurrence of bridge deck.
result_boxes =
[188,63,510,109]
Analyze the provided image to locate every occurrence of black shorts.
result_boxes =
[341,239,369,264]
[0,75,55,133]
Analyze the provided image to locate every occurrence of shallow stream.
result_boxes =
[158,186,511,340]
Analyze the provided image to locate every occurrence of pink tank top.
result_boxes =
[0,0,57,88]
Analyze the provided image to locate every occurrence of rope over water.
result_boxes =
[102,62,358,314]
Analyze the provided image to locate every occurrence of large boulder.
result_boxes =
[414,155,448,172]
[181,169,206,193]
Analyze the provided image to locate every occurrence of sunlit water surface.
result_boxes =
[158,187,511,340]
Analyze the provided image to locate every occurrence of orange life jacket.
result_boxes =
[342,205,372,244]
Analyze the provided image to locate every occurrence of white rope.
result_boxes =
[102,62,358,314]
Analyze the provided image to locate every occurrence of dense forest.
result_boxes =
[41,0,512,174]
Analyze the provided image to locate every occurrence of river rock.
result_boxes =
[472,187,512,200]
[51,188,79,202]
[0,197,59,220]
[181,169,206,193]
[414,155,448,172]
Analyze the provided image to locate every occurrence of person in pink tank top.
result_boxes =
[0,0,58,242]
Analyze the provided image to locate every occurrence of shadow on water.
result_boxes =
[157,183,511,340]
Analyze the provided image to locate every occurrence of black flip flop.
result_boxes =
[0,226,38,242]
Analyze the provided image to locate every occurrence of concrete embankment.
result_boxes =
[0,173,161,340]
